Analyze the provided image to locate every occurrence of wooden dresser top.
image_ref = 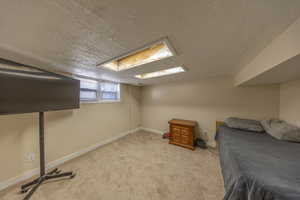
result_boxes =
[168,119,197,127]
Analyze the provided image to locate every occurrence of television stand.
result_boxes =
[21,112,75,200]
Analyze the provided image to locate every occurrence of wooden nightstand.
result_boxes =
[168,119,197,150]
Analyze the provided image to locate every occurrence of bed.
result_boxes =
[216,123,300,200]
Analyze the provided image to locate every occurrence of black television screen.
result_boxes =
[0,58,80,115]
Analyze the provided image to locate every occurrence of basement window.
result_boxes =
[79,79,98,102]
[135,66,185,79]
[78,78,120,102]
[100,82,120,101]
[98,38,175,71]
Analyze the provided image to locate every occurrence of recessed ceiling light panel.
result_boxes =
[135,66,185,79]
[98,38,176,71]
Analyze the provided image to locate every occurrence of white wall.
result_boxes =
[141,77,279,146]
[0,84,141,184]
[280,79,300,126]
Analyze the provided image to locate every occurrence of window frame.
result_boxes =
[80,88,99,102]
[78,78,121,104]
[98,81,121,103]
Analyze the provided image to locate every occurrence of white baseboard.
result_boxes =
[141,127,216,148]
[0,127,141,191]
[140,127,164,135]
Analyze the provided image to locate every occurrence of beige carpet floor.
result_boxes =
[0,131,224,200]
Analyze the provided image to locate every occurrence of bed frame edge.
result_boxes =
[215,121,225,147]
[216,121,225,130]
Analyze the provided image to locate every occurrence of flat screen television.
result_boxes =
[0,58,80,115]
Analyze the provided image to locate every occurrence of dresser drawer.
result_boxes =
[181,134,193,144]
[181,137,191,145]
[181,127,191,136]
[172,126,181,135]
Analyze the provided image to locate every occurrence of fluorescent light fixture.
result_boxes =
[98,38,175,71]
[135,66,185,79]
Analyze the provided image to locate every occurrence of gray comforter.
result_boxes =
[217,125,300,200]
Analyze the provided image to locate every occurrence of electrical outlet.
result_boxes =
[26,153,36,162]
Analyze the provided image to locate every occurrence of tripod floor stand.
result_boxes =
[21,112,75,200]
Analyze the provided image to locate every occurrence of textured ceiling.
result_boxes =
[0,0,300,85]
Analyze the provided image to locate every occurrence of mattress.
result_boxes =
[217,125,300,200]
